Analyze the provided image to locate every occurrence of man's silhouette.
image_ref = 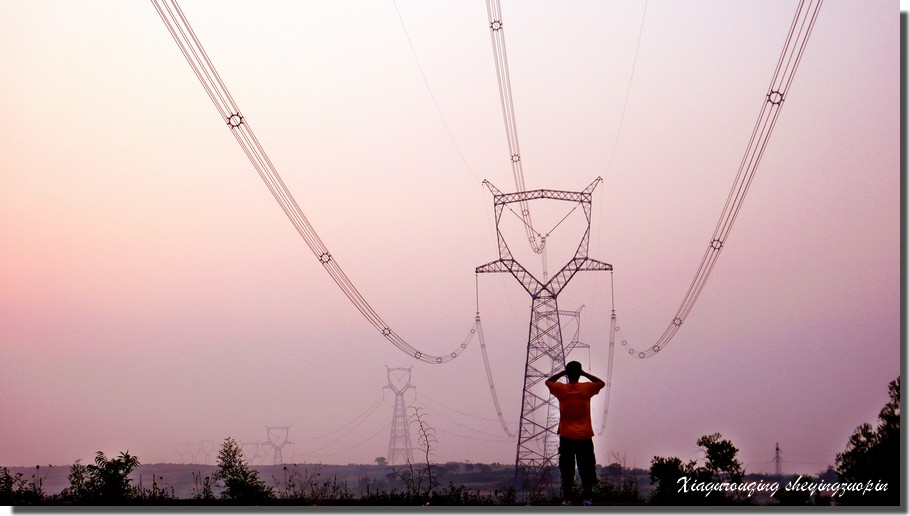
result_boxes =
[546,360,605,506]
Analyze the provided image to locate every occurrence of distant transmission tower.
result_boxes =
[774,442,783,477]
[241,441,262,465]
[477,178,612,487]
[185,442,202,464]
[264,426,292,465]
[175,443,190,464]
[385,366,415,465]
[200,439,215,464]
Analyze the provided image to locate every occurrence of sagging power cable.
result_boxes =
[152,0,479,366]
[625,0,824,358]
[484,0,541,254]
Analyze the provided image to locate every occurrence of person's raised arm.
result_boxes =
[581,370,604,385]
[547,370,566,384]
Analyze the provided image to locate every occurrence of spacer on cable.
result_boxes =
[511,154,520,163]
[461,343,467,349]
[615,325,621,331]
[319,252,332,264]
[382,327,392,336]
[450,352,457,358]
[414,351,422,359]
[470,329,476,334]
[227,113,244,128]
[628,349,635,355]
[606,382,611,387]
[437,357,444,363]
[491,20,503,31]
[489,384,494,389]
[638,352,646,358]
[673,317,683,326]
[767,90,784,105]
[609,342,614,347]
[710,238,723,250]
[480,343,486,348]
[622,340,627,346]
[652,345,660,352]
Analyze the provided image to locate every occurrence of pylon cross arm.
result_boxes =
[494,188,592,205]
[576,258,613,271]
[476,258,543,296]
[544,257,613,297]
[475,259,511,274]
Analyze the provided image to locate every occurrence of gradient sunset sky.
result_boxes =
[0,0,900,477]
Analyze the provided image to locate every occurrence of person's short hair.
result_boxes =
[566,361,582,381]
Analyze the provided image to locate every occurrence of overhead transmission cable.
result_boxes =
[594,1,648,306]
[153,0,514,438]
[152,0,477,365]
[293,395,385,443]
[393,0,515,434]
[624,0,824,358]
[418,400,514,440]
[392,0,481,184]
[484,0,541,254]
[604,0,649,177]
[417,391,511,426]
[595,272,623,436]
[302,422,391,459]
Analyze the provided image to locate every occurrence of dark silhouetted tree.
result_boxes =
[649,456,699,504]
[835,376,899,505]
[60,451,139,503]
[0,466,46,505]
[649,433,745,505]
[698,433,744,484]
[90,451,140,502]
[215,437,273,503]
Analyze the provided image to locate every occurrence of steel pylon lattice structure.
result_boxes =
[385,366,415,465]
[774,442,783,477]
[476,178,612,486]
[241,441,262,465]
[263,426,292,465]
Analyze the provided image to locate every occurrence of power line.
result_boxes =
[604,0,649,177]
[294,395,385,443]
[392,0,481,184]
[484,0,541,254]
[152,0,483,366]
[624,0,824,358]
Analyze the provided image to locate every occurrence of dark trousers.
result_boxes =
[558,436,596,494]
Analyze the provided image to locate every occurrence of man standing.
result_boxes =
[546,360,606,506]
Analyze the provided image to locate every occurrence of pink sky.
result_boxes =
[0,0,900,478]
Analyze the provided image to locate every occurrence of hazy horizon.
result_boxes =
[1,0,900,483]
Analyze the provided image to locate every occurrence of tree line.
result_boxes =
[1,377,898,506]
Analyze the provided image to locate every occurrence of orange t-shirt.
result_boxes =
[546,380,605,439]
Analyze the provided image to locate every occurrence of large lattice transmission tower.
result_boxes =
[476,178,611,486]
[385,366,415,465]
